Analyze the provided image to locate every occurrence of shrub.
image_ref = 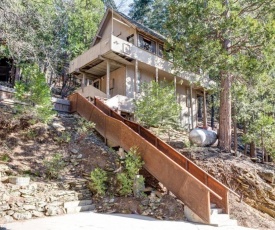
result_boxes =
[14,64,55,123]
[117,147,144,196]
[77,117,95,137]
[44,153,65,179]
[90,168,108,196]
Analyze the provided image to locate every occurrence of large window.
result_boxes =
[138,34,156,54]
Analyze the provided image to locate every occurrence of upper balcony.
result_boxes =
[69,35,213,88]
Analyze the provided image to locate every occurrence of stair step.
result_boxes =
[64,200,92,209]
[210,203,217,208]
[210,208,223,215]
[66,204,96,214]
[211,218,238,227]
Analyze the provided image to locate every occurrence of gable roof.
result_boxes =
[91,8,166,47]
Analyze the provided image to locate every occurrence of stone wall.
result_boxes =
[0,179,91,224]
[0,182,74,223]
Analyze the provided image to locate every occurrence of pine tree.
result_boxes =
[166,0,275,151]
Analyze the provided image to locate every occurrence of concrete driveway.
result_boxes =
[2,212,252,230]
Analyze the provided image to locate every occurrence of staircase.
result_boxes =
[68,93,239,226]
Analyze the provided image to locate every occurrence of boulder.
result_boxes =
[189,128,217,147]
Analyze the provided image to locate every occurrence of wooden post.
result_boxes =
[190,84,194,129]
[82,73,86,93]
[134,59,138,98]
[106,60,110,98]
[211,94,215,129]
[155,68,158,82]
[203,89,207,128]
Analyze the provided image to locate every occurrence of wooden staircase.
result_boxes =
[68,93,239,225]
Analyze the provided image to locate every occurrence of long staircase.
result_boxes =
[68,93,239,226]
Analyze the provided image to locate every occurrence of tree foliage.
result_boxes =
[134,81,181,131]
[128,0,168,34]
[166,0,275,151]
[15,64,55,123]
[0,0,104,78]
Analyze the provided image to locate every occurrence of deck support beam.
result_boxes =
[106,60,110,98]
[203,89,207,128]
[134,59,138,98]
[190,84,194,130]
[155,68,158,82]
[81,73,86,93]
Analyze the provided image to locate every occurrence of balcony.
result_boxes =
[69,35,212,88]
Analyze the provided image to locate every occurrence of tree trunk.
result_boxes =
[233,105,237,155]
[198,96,202,120]
[250,141,256,158]
[243,122,247,155]
[211,94,215,129]
[218,73,232,152]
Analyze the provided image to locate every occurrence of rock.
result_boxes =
[31,210,44,217]
[71,149,78,154]
[23,204,36,210]
[0,215,14,224]
[13,211,32,220]
[189,128,217,147]
[9,177,30,186]
[0,204,10,211]
[52,122,65,132]
[258,171,275,184]
[45,206,64,216]
[77,154,83,159]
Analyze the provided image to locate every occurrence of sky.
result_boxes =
[114,0,133,15]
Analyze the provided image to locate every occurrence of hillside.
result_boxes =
[0,104,275,229]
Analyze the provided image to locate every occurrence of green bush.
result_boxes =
[44,153,65,179]
[117,172,132,196]
[117,147,144,196]
[14,64,55,123]
[90,168,108,196]
[77,117,95,136]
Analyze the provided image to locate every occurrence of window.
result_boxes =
[138,34,156,54]
[158,44,164,57]
[127,34,134,44]
[93,79,100,89]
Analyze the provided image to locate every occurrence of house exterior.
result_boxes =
[69,8,211,130]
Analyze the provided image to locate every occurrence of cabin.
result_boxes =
[69,9,212,130]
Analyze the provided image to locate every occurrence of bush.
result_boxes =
[15,64,55,123]
[90,168,108,196]
[77,117,95,137]
[44,153,65,179]
[117,147,144,196]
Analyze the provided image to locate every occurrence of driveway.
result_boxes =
[2,212,252,230]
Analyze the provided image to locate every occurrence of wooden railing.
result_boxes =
[68,93,234,224]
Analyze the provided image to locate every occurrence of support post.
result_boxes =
[82,73,86,93]
[134,59,138,98]
[190,84,194,129]
[203,89,207,128]
[211,94,215,129]
[106,60,110,98]
[155,68,158,82]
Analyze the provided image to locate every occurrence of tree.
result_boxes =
[134,81,181,137]
[166,0,275,151]
[15,64,55,123]
[128,0,153,25]
[0,0,104,87]
[233,72,275,161]
[128,0,169,34]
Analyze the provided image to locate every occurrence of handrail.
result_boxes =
[93,96,238,212]
[68,93,233,223]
